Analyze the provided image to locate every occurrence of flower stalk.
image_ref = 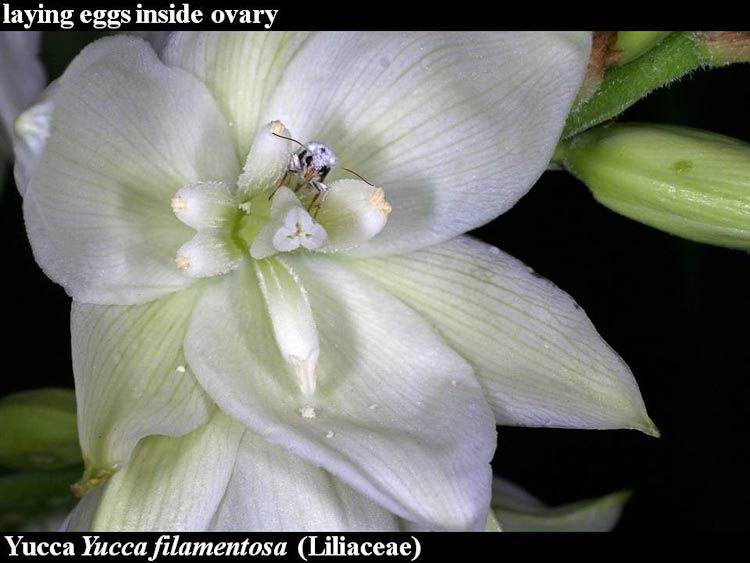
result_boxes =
[563,31,750,139]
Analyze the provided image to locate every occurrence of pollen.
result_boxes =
[269,120,286,136]
[175,255,192,270]
[171,197,187,213]
[369,188,392,216]
[299,406,316,419]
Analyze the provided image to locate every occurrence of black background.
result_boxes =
[1,32,748,531]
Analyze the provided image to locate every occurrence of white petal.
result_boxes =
[24,36,239,305]
[71,286,215,488]
[491,477,629,532]
[351,236,657,434]
[65,412,243,531]
[171,181,237,230]
[210,429,399,531]
[185,259,496,530]
[255,258,320,395]
[316,180,390,253]
[163,32,311,159]
[0,31,45,141]
[264,32,591,255]
[175,230,243,279]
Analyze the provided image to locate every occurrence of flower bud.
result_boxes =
[0,389,80,470]
[561,123,750,249]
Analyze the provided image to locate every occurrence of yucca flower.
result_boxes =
[15,32,655,531]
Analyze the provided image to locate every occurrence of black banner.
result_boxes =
[2,532,702,561]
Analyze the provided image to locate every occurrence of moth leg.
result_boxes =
[269,154,302,199]
[307,181,329,219]
[268,170,293,200]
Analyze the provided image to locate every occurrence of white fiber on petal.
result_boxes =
[175,230,242,279]
[316,180,390,253]
[254,258,320,395]
[171,181,236,230]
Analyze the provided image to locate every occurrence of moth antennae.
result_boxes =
[271,132,308,150]
[342,167,374,186]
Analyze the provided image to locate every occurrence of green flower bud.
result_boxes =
[614,32,671,66]
[561,123,750,250]
[0,389,80,470]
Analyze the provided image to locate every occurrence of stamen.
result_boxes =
[174,231,242,278]
[312,180,391,252]
[170,181,235,230]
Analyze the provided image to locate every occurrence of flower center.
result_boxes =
[169,120,391,279]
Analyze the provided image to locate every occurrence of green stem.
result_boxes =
[563,31,750,140]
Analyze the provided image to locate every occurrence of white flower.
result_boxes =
[17,32,655,531]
